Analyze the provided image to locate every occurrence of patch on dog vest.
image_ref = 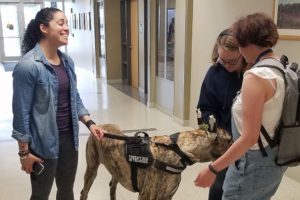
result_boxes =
[125,132,153,168]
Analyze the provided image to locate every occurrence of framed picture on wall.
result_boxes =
[86,12,89,30]
[78,13,81,29]
[73,14,76,29]
[69,16,73,35]
[88,12,91,30]
[83,12,86,30]
[81,13,85,30]
[273,0,300,40]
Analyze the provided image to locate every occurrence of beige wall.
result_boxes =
[105,0,122,81]
[173,0,193,124]
[189,0,300,183]
[147,0,157,106]
[65,0,95,74]
[275,40,300,64]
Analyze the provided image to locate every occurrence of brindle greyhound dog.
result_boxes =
[80,124,231,200]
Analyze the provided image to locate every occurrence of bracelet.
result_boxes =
[85,120,96,129]
[208,163,218,175]
[18,150,29,160]
[19,154,29,160]
[18,150,29,156]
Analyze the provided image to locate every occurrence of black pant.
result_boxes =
[208,167,228,200]
[30,134,78,200]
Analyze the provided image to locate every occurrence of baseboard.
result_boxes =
[107,79,122,84]
[147,102,155,108]
[149,103,190,126]
[154,103,173,117]
[139,87,145,94]
[172,115,190,126]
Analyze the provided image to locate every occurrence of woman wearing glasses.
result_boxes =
[196,28,247,200]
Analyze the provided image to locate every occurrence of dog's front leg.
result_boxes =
[109,177,118,200]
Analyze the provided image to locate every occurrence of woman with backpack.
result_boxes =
[194,12,287,199]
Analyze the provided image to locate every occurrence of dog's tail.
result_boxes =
[80,135,101,200]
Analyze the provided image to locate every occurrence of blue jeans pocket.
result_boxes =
[234,156,246,176]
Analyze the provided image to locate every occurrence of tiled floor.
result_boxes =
[109,82,147,105]
[0,65,299,200]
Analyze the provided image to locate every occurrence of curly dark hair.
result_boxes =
[231,12,278,48]
[21,7,62,55]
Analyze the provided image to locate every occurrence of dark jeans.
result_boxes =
[30,134,78,200]
[208,167,227,200]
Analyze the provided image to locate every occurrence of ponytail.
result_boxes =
[21,19,42,55]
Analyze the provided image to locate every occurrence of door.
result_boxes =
[0,3,41,62]
[156,0,175,114]
[120,0,131,85]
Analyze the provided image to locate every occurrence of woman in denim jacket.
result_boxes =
[12,8,104,200]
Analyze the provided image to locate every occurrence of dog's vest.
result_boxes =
[104,132,195,192]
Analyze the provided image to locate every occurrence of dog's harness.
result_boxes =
[103,132,195,192]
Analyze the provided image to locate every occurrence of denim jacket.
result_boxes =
[12,44,89,159]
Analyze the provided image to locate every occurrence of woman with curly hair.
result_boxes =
[12,7,104,200]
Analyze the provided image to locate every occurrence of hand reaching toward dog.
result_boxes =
[89,124,105,140]
[80,116,105,140]
[194,166,216,188]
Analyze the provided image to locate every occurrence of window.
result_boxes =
[157,0,175,81]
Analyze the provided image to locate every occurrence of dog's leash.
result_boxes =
[103,132,130,141]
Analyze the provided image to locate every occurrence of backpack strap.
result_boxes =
[255,59,286,157]
[258,125,278,157]
[260,125,278,148]
[258,135,268,157]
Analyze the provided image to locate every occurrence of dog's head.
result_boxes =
[208,128,232,160]
[177,128,231,163]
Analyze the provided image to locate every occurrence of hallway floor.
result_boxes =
[0,65,299,200]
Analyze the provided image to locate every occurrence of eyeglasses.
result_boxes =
[217,55,241,66]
